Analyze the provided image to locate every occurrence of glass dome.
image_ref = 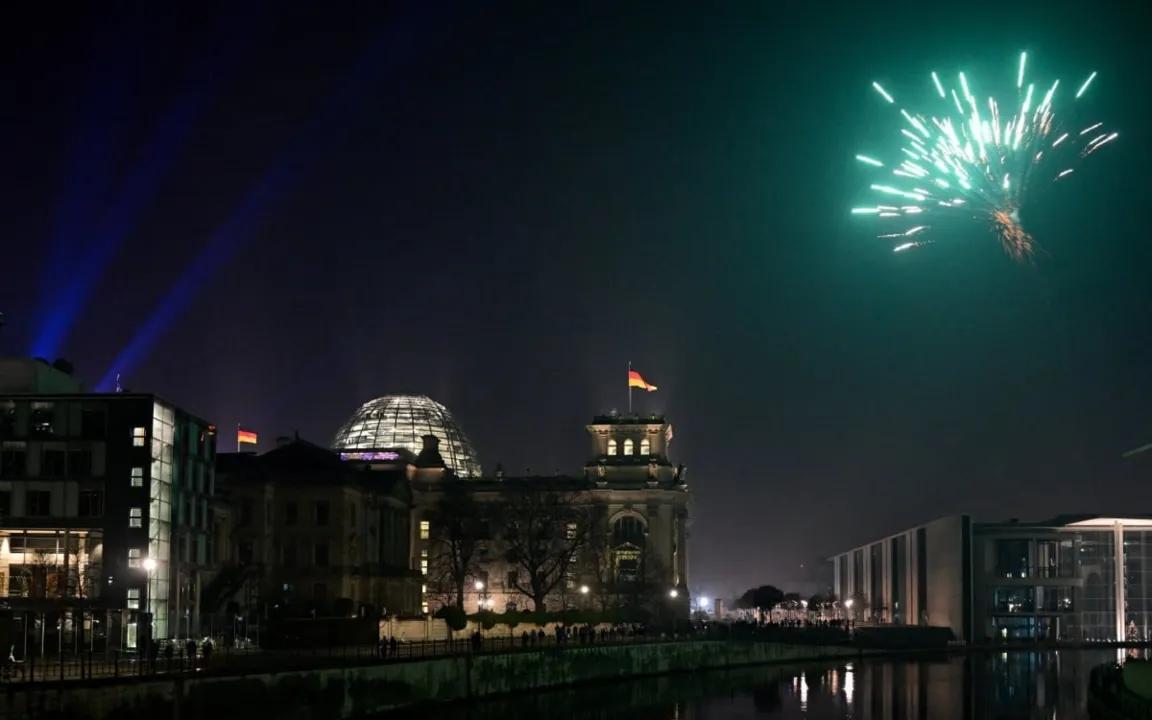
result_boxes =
[331,394,482,477]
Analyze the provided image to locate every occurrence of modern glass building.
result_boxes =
[0,364,215,654]
[331,394,482,478]
[832,514,1152,643]
[976,515,1152,642]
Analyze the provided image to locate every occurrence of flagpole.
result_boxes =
[236,423,241,453]
[628,361,632,415]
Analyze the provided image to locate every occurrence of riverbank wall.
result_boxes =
[0,641,861,720]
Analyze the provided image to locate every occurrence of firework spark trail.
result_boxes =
[853,53,1116,260]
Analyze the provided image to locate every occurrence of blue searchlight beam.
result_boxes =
[37,17,143,325]
[32,3,266,360]
[97,2,438,391]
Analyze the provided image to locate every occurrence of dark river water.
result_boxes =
[394,649,1130,719]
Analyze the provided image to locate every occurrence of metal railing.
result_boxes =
[0,625,852,685]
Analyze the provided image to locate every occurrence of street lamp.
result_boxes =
[474,580,489,610]
[669,589,678,599]
[579,585,589,595]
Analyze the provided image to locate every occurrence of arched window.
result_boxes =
[623,439,634,455]
[640,438,651,455]
[613,516,646,546]
[607,439,618,456]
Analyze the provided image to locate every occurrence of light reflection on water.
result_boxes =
[393,649,1137,719]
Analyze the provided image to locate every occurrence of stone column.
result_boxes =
[676,511,689,588]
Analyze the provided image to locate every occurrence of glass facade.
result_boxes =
[978,524,1152,642]
[994,539,1031,578]
[1125,530,1152,640]
[1078,530,1116,640]
[149,402,174,639]
[331,395,481,478]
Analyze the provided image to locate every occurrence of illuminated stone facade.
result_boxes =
[215,440,422,618]
[395,413,692,615]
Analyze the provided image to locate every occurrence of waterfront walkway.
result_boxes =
[0,625,852,684]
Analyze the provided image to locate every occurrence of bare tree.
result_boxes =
[496,483,599,611]
[28,548,61,598]
[62,561,100,601]
[583,526,617,611]
[427,480,487,609]
[12,562,32,598]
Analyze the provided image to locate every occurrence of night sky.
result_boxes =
[2,1,1149,601]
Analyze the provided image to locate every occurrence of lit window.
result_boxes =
[566,522,577,540]
[129,507,143,528]
[131,427,147,447]
[640,438,651,455]
[623,439,634,455]
[419,520,430,540]
[128,548,142,568]
[422,603,429,614]
[607,439,617,456]
[127,589,140,610]
[131,467,144,488]
[421,560,428,575]
[422,584,427,594]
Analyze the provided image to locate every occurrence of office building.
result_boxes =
[831,513,1152,643]
[831,515,972,639]
[0,357,216,652]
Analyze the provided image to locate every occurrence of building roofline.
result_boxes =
[976,514,1152,530]
[829,513,1152,560]
[827,513,972,561]
[0,391,213,426]
[588,413,667,425]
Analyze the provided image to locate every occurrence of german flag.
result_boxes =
[238,428,258,445]
[628,369,657,392]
